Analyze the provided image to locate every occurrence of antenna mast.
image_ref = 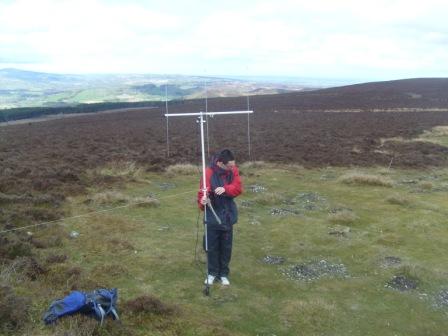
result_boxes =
[165,84,170,157]
[205,80,210,157]
[247,95,251,159]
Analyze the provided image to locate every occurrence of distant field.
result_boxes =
[0,69,310,109]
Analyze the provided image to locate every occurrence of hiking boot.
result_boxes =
[220,277,230,286]
[204,274,216,285]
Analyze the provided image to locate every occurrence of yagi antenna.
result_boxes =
[165,109,253,296]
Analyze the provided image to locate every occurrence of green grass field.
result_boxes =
[10,161,448,336]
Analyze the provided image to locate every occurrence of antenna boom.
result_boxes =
[165,111,253,117]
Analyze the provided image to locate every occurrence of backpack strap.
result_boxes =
[94,302,106,326]
[86,288,119,325]
[110,307,120,320]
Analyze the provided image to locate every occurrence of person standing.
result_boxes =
[198,149,242,286]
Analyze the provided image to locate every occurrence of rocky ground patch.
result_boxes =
[281,259,349,282]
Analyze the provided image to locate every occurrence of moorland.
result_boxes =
[1,78,448,335]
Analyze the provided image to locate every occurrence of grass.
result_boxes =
[86,191,160,208]
[419,126,448,147]
[165,164,199,177]
[385,194,412,207]
[338,172,394,187]
[328,209,358,225]
[88,191,131,205]
[3,165,448,335]
[381,125,448,148]
[95,161,143,179]
[253,192,286,205]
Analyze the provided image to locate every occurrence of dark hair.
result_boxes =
[217,149,235,164]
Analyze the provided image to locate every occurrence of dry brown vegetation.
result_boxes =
[338,172,394,187]
[124,295,180,316]
[386,194,412,207]
[0,286,30,334]
[253,192,287,205]
[1,82,448,334]
[85,191,160,208]
[328,210,359,225]
[165,163,199,177]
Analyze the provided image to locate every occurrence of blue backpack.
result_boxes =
[43,288,119,325]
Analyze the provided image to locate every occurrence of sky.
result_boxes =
[1,0,448,81]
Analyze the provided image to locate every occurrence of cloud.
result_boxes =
[0,0,447,79]
[0,0,185,73]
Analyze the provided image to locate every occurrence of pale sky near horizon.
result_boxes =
[1,0,447,81]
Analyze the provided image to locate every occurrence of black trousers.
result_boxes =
[204,226,233,277]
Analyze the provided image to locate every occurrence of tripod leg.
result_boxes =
[203,212,211,296]
[206,202,222,225]
[203,286,210,296]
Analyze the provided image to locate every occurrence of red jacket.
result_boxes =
[197,165,242,210]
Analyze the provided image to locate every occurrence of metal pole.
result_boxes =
[165,85,170,157]
[205,81,210,158]
[166,111,252,117]
[247,96,251,159]
[199,113,207,202]
[199,112,211,295]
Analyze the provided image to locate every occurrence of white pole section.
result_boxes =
[165,85,170,157]
[165,111,253,117]
[247,96,251,159]
[198,112,208,251]
[205,81,210,157]
[199,112,207,201]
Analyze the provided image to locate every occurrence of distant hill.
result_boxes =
[0,68,316,109]
[315,78,448,108]
[233,78,448,112]
[108,77,448,118]
[323,78,448,95]
[2,76,448,123]
[0,68,80,83]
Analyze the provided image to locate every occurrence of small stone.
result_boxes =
[294,192,328,211]
[281,259,349,281]
[320,173,337,180]
[328,225,351,236]
[401,179,417,184]
[248,184,267,193]
[382,256,402,267]
[69,231,80,238]
[240,200,254,208]
[328,207,353,214]
[386,275,418,291]
[436,289,448,307]
[262,256,285,265]
[270,208,300,216]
